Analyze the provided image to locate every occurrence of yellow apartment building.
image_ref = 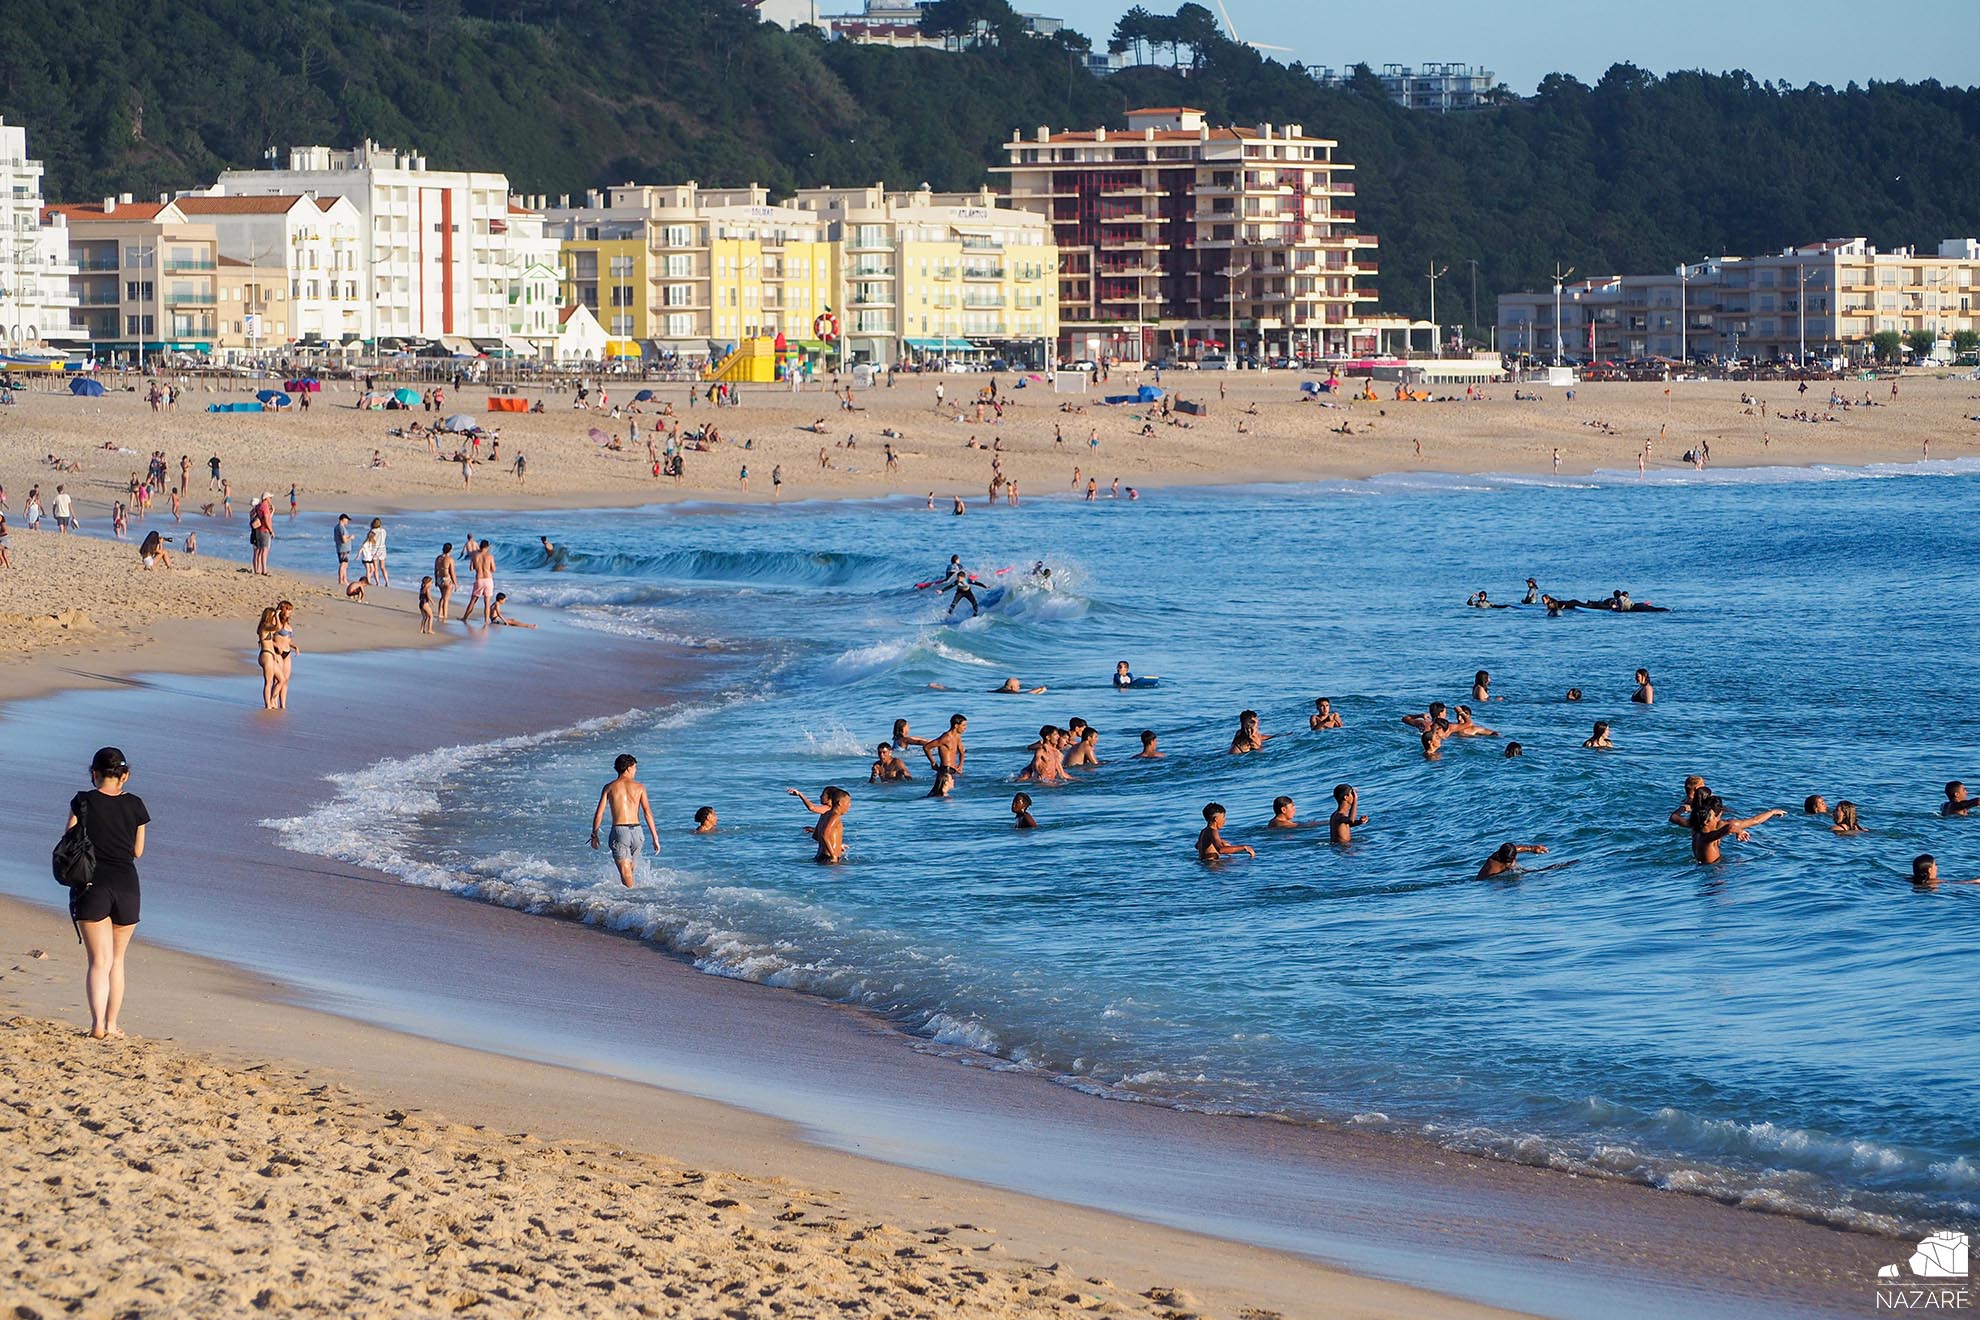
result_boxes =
[46,196,223,360]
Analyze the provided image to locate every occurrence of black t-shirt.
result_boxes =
[72,790,150,872]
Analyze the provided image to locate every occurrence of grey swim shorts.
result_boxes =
[609,823,642,862]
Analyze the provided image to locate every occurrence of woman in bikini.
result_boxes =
[271,600,297,709]
[256,606,282,709]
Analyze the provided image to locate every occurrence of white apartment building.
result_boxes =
[1310,63,1501,113]
[171,192,368,346]
[0,116,79,351]
[1498,237,1980,364]
[501,203,562,358]
[217,142,518,349]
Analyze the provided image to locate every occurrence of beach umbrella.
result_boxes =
[586,427,611,444]
[68,377,106,397]
[633,389,655,402]
[256,389,292,406]
[393,387,421,405]
[443,413,475,432]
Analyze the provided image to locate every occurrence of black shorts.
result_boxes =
[71,878,140,926]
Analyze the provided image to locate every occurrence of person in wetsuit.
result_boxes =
[938,555,979,617]
[67,747,151,1039]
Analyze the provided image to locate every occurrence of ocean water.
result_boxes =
[270,461,1980,1236]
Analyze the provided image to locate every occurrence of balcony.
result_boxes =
[962,296,1007,309]
[164,260,216,272]
[74,257,120,273]
[961,267,1005,281]
[165,293,216,307]
[848,265,895,279]
[850,294,895,307]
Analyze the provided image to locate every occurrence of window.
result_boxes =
[125,281,154,301]
[609,255,634,277]
[664,284,694,307]
[665,254,693,279]
[663,225,695,248]
[609,285,634,307]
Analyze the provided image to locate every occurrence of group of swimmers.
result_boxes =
[1468,579,1668,615]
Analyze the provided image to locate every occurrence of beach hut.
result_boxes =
[68,377,106,397]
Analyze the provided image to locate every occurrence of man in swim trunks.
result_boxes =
[1229,710,1269,754]
[1451,706,1499,737]
[540,535,571,571]
[590,753,660,887]
[1309,698,1342,730]
[1134,730,1163,759]
[1402,701,1449,732]
[462,537,496,623]
[991,677,1047,694]
[921,714,967,775]
[1018,727,1070,784]
[1267,796,1306,829]
[1062,725,1102,769]
[1941,782,1975,816]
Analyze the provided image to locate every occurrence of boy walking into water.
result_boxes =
[788,786,850,863]
[590,754,660,887]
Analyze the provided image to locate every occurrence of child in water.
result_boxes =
[1196,803,1255,861]
[787,785,849,862]
[1011,793,1038,829]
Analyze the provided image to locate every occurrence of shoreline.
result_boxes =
[0,596,1914,1318]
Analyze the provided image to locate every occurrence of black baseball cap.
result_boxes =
[90,747,129,775]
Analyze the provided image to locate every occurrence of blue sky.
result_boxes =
[1043,0,1980,94]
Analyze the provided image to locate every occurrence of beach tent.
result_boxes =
[208,401,264,413]
[392,387,421,406]
[256,390,293,408]
[283,378,322,393]
[487,396,529,413]
[441,413,476,432]
[68,377,106,397]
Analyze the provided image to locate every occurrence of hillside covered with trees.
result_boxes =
[4,0,1977,327]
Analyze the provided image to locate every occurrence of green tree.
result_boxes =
[1905,328,1938,358]
[1952,329,1979,353]
[1872,330,1904,363]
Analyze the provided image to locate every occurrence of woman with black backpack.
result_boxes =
[62,747,150,1040]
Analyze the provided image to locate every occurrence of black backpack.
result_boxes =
[53,796,96,891]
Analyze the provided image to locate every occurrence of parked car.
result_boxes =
[1198,353,1231,370]
[1060,358,1097,373]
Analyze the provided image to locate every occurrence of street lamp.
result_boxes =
[1676,262,1689,369]
[1426,262,1448,357]
[1220,260,1249,369]
[1467,258,1479,351]
[1550,263,1576,368]
[1797,265,1808,365]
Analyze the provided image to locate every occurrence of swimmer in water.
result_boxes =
[1452,706,1499,737]
[1911,855,1980,889]
[1329,785,1367,845]
[1012,792,1038,830]
[1689,796,1785,864]
[1309,697,1342,730]
[1522,577,1540,605]
[787,785,850,863]
[1632,668,1655,704]
[1112,660,1158,688]
[1017,727,1070,785]
[1543,594,1579,617]
[1504,741,1523,758]
[693,806,718,833]
[991,677,1048,694]
[1063,725,1102,769]
[1803,793,1828,816]
[1402,701,1449,732]
[1831,801,1866,835]
[1477,842,1549,879]
[1196,803,1255,861]
[1942,782,1976,816]
[1467,590,1508,609]
[1267,795,1306,829]
[539,535,571,571]
[869,744,914,783]
[1472,670,1498,702]
[1134,730,1163,759]
[1671,778,1711,827]
[1229,709,1270,754]
[1582,721,1614,749]
[926,766,957,798]
[1564,688,1583,702]
[1420,718,1452,759]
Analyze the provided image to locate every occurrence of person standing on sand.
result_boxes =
[65,747,150,1040]
[52,485,73,533]
[208,454,222,492]
[271,600,298,708]
[370,518,391,587]
[462,538,496,624]
[256,607,282,709]
[334,514,353,587]
[591,754,660,887]
[179,455,190,496]
[248,493,273,576]
[435,542,459,620]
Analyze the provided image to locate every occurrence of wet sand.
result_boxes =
[0,613,1903,1319]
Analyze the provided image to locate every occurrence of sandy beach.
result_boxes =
[0,908,1521,1320]
[2,368,1969,1318]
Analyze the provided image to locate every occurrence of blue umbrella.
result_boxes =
[633,389,655,402]
[256,390,293,408]
[69,377,106,397]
